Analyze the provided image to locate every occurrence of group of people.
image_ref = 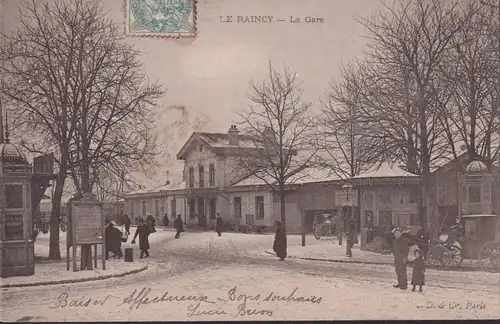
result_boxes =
[387,227,426,292]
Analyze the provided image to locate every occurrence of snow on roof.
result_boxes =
[352,162,418,179]
[157,180,185,191]
[232,174,273,187]
[288,166,341,184]
[197,133,259,149]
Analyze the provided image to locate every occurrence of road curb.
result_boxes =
[0,265,148,288]
[264,249,392,266]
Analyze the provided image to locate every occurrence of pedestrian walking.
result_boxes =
[335,214,343,245]
[105,218,123,259]
[215,213,223,236]
[201,215,207,231]
[131,218,151,258]
[392,228,409,290]
[174,214,183,239]
[163,213,169,228]
[123,214,131,235]
[411,249,426,292]
[273,220,287,261]
[345,217,355,257]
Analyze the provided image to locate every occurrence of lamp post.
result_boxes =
[342,182,354,257]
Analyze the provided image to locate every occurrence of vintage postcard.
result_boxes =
[0,0,499,322]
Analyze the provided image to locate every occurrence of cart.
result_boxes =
[427,214,499,271]
[313,214,336,239]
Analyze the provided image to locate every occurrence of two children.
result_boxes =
[410,249,426,292]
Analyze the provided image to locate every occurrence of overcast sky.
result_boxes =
[1,0,386,189]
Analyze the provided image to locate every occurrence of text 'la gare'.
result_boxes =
[219,16,324,23]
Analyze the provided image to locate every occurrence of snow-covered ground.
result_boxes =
[1,231,498,321]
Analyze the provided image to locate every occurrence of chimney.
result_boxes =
[228,124,239,146]
[166,170,170,185]
[262,126,276,148]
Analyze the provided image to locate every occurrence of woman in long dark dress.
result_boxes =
[131,218,151,258]
[411,250,426,292]
[273,221,287,261]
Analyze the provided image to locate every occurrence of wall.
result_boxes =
[182,142,219,188]
[227,190,273,226]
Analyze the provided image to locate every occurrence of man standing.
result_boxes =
[105,219,123,259]
[174,214,183,239]
[392,228,410,290]
[215,213,223,236]
[335,214,344,246]
[123,214,131,235]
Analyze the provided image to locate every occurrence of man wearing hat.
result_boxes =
[392,227,410,290]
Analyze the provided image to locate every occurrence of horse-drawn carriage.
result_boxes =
[402,214,499,271]
[313,213,337,239]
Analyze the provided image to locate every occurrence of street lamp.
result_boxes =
[342,182,355,257]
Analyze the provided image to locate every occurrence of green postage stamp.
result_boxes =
[125,0,197,38]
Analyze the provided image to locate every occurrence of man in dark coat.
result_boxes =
[392,228,410,290]
[131,218,151,258]
[123,214,131,235]
[174,214,183,239]
[344,216,356,257]
[105,219,123,259]
[273,220,287,261]
[201,215,207,231]
[215,213,223,236]
[163,214,169,228]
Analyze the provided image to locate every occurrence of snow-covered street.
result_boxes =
[1,230,499,321]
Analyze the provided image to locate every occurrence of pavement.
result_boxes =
[1,231,498,321]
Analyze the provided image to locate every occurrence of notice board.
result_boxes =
[72,203,103,244]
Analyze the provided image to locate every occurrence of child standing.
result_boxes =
[131,218,151,258]
[411,249,426,292]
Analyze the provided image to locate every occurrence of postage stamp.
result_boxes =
[125,0,197,38]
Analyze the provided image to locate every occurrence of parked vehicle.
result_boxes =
[426,214,499,271]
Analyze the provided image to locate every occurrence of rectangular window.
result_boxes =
[209,198,216,219]
[141,200,147,216]
[188,199,195,218]
[468,185,481,203]
[364,210,374,225]
[5,214,23,241]
[409,187,419,204]
[209,164,215,186]
[5,184,23,209]
[199,165,204,188]
[189,167,194,188]
[255,196,264,220]
[171,199,176,218]
[233,197,242,219]
[410,213,420,225]
[378,210,392,226]
[155,200,160,218]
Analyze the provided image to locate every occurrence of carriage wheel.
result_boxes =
[478,241,500,272]
[427,246,444,268]
[442,246,463,268]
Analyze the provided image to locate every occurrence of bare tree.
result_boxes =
[236,62,318,257]
[319,63,387,179]
[352,0,462,233]
[434,0,499,166]
[0,0,164,263]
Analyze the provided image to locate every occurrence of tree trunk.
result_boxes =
[80,135,94,270]
[48,172,65,260]
[279,183,287,258]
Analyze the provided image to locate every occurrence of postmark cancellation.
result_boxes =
[125,0,197,38]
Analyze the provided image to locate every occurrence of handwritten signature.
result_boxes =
[49,286,323,318]
[416,301,487,310]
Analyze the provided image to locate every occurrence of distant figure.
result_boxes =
[163,213,169,228]
[131,218,151,258]
[174,214,183,239]
[215,213,223,236]
[146,214,156,233]
[335,215,343,245]
[273,220,287,261]
[200,214,207,231]
[105,218,123,259]
[392,228,409,290]
[411,250,426,292]
[123,214,131,235]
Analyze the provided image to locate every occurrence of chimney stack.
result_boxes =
[228,124,239,146]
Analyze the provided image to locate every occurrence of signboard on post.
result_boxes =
[66,193,105,272]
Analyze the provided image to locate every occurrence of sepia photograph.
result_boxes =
[0,0,499,322]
